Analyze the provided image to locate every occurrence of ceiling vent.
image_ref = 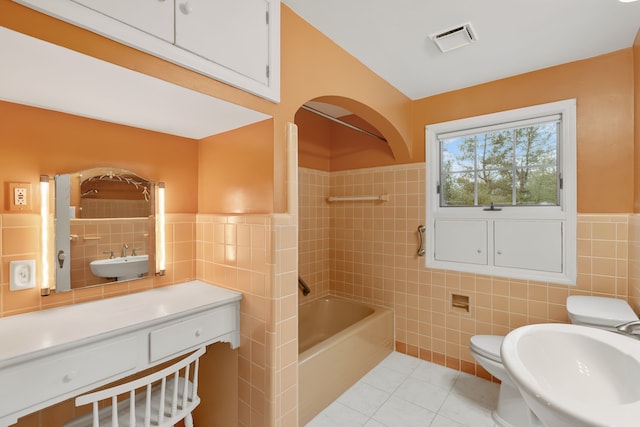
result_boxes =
[431,23,477,53]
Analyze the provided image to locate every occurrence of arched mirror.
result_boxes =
[54,167,158,291]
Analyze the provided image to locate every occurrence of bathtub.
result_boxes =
[298,296,394,425]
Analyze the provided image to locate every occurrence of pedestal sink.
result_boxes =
[501,323,640,427]
[90,255,149,280]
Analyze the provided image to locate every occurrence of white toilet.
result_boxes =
[469,295,638,427]
[470,335,534,427]
[566,295,638,331]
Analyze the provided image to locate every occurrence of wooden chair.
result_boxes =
[63,347,205,427]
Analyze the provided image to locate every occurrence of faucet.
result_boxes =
[615,320,640,336]
[121,243,129,258]
[298,276,311,296]
[103,250,115,259]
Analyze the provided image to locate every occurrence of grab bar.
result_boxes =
[417,225,426,257]
[298,276,311,296]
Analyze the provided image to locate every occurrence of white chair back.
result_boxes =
[63,347,206,427]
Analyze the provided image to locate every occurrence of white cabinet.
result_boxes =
[435,220,487,265]
[71,0,174,42]
[175,0,270,86]
[13,0,280,101]
[494,220,563,273]
[0,281,241,427]
[430,218,565,281]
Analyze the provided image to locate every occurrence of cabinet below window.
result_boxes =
[431,218,566,282]
[13,0,280,102]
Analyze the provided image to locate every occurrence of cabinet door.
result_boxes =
[434,220,488,265]
[71,0,174,42]
[494,220,563,272]
[175,0,270,85]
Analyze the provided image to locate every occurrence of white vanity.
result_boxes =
[0,280,241,427]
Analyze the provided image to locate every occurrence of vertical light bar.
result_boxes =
[157,182,166,276]
[40,175,50,296]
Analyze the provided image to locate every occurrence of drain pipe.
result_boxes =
[298,276,311,296]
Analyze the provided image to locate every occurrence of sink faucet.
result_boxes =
[121,243,129,258]
[615,320,640,336]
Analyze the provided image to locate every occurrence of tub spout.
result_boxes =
[298,276,311,296]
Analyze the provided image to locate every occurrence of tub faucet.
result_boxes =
[615,320,640,336]
[121,243,129,258]
[298,276,311,296]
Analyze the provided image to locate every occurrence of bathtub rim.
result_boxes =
[298,295,394,364]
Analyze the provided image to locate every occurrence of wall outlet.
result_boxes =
[8,182,32,211]
[10,260,36,291]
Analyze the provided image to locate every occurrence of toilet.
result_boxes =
[470,335,534,427]
[566,295,638,331]
[469,295,638,427]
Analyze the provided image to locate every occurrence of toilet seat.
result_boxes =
[566,295,638,327]
[469,335,503,363]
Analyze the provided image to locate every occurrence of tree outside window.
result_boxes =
[440,121,558,207]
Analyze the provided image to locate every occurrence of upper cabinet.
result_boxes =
[175,0,270,86]
[70,0,175,42]
[13,0,281,102]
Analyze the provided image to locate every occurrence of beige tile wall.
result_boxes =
[298,168,331,298]
[299,164,630,379]
[196,213,298,427]
[79,199,150,218]
[2,210,295,427]
[628,214,640,312]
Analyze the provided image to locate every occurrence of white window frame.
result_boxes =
[425,99,576,285]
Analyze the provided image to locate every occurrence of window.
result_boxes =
[439,117,559,207]
[425,100,576,285]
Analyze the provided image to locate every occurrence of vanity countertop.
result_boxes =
[0,280,242,367]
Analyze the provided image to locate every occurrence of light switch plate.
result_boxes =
[10,260,36,291]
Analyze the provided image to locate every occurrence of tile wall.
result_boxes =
[628,214,640,311]
[79,199,150,218]
[299,164,630,379]
[195,213,298,427]
[0,213,196,318]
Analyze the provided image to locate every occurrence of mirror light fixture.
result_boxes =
[156,182,166,276]
[40,175,50,296]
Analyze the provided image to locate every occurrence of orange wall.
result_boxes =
[413,49,635,213]
[0,101,198,214]
[296,109,396,172]
[2,1,633,215]
[298,50,635,213]
[198,119,274,214]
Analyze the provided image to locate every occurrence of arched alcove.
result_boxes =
[295,96,410,171]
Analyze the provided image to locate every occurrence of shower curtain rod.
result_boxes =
[300,104,388,143]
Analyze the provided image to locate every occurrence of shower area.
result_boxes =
[295,100,422,423]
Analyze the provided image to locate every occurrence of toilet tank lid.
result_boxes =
[566,296,638,326]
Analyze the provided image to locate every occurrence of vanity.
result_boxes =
[0,280,241,427]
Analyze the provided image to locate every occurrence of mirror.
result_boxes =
[54,167,157,292]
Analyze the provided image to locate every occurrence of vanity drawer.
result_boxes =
[0,337,137,417]
[149,305,236,362]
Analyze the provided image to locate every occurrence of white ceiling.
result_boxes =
[0,27,270,139]
[283,0,640,100]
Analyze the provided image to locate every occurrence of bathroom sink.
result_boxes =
[90,255,148,279]
[501,323,640,427]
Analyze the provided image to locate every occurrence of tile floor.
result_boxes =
[306,352,499,427]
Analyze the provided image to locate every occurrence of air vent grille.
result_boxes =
[431,23,477,53]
